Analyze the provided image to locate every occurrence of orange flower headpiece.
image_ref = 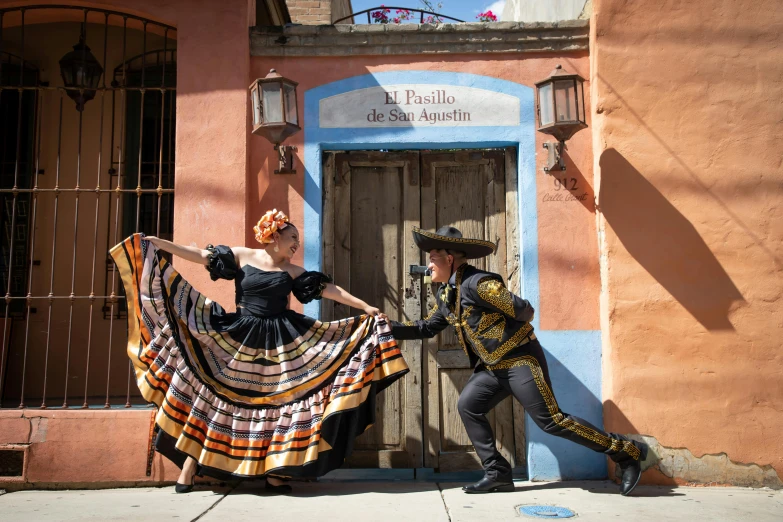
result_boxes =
[253,209,290,244]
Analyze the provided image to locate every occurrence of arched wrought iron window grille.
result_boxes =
[0,5,176,409]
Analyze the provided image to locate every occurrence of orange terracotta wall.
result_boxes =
[592,0,783,483]
[249,54,599,325]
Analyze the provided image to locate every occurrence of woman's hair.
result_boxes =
[253,209,291,244]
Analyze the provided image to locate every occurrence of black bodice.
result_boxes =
[205,245,331,317]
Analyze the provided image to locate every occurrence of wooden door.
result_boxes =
[321,151,424,468]
[321,148,523,472]
[420,150,522,472]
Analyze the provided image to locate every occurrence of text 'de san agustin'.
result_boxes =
[319,84,521,128]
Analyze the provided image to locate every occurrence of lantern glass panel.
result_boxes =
[76,66,87,86]
[577,80,585,122]
[284,83,297,125]
[62,66,75,86]
[261,82,283,123]
[554,80,577,122]
[539,83,554,126]
[251,86,262,126]
[87,65,101,88]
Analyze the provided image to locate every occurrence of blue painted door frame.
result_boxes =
[301,71,606,481]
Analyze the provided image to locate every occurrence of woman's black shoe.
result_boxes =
[174,481,194,494]
[265,479,293,494]
[175,467,197,494]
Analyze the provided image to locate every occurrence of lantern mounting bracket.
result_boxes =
[274,144,297,175]
[543,141,566,172]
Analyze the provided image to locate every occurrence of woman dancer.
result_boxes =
[110,209,407,493]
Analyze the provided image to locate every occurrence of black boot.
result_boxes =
[462,476,515,494]
[619,441,649,496]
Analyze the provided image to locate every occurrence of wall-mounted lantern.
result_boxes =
[59,24,104,112]
[249,69,300,174]
[535,65,587,172]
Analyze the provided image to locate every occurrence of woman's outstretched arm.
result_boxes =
[144,236,210,266]
[321,283,381,316]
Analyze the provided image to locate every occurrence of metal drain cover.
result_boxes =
[518,505,576,519]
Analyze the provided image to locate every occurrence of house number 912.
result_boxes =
[553,177,578,191]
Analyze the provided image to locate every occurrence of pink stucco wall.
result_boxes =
[592,0,783,483]
[0,409,182,486]
[248,54,600,328]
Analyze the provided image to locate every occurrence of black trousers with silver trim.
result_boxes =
[457,339,641,480]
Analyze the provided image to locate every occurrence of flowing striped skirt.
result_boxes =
[110,234,408,478]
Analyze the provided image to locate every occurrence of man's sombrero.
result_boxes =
[412,226,496,259]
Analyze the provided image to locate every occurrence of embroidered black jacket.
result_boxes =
[390,264,536,368]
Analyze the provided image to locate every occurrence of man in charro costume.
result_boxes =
[387,226,648,495]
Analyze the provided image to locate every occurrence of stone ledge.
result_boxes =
[250,20,589,56]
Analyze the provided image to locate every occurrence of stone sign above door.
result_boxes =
[319,84,521,128]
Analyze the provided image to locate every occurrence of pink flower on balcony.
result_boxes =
[372,6,391,23]
[476,10,498,22]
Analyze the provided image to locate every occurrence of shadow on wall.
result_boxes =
[560,150,596,214]
[598,148,744,331]
[524,336,606,481]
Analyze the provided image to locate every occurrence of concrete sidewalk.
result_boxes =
[1,480,781,521]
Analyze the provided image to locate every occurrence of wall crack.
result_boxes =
[618,435,782,489]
